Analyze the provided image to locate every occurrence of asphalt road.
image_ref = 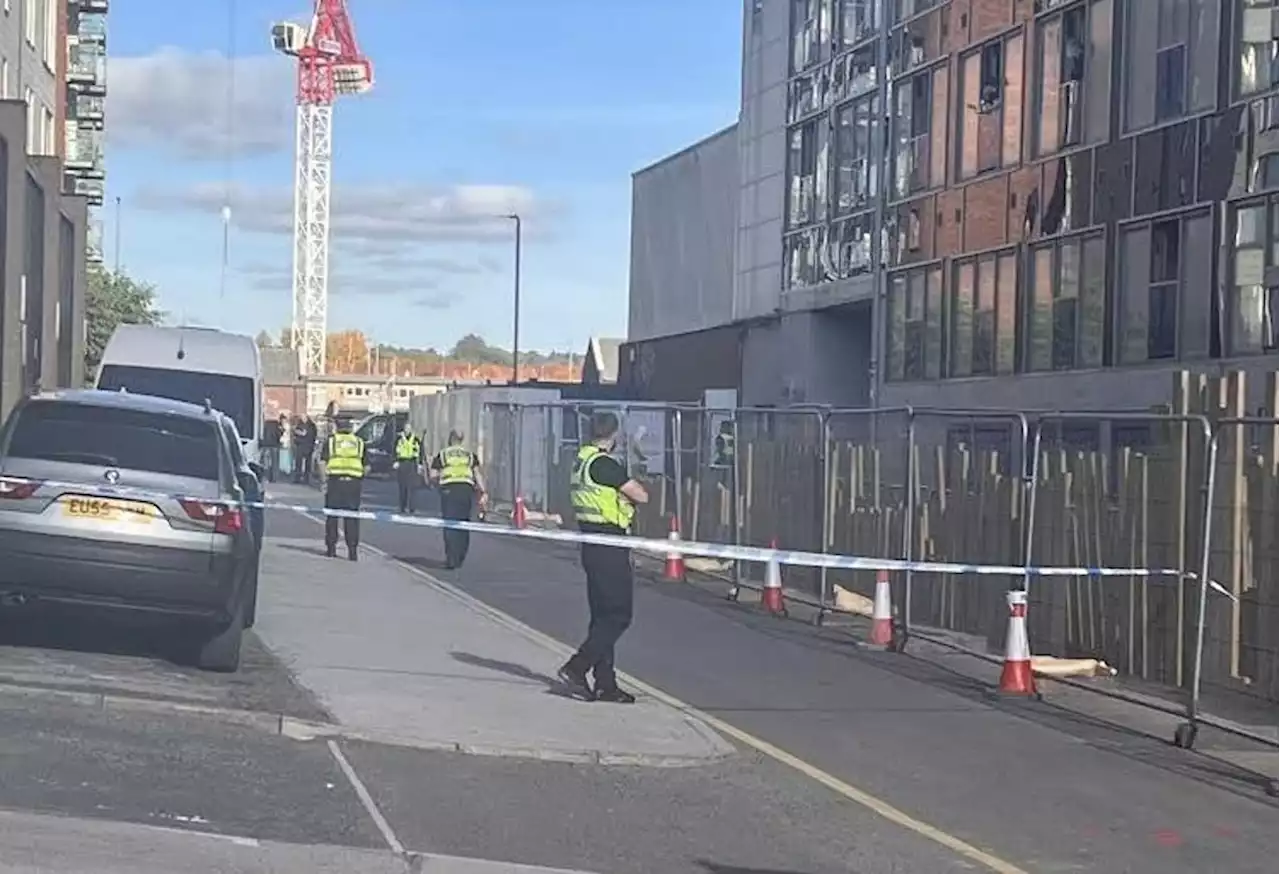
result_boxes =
[294,478,1280,874]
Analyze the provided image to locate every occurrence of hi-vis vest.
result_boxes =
[714,432,735,465]
[569,445,633,530]
[438,446,476,485]
[326,433,365,478]
[395,433,420,460]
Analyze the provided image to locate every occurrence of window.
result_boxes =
[885,265,943,381]
[95,365,257,440]
[833,94,877,214]
[892,67,946,198]
[1228,196,1279,355]
[7,402,222,481]
[893,0,937,23]
[958,34,1023,179]
[23,0,34,45]
[23,88,33,153]
[1117,211,1213,363]
[787,119,824,228]
[784,229,819,288]
[1034,0,1112,156]
[1028,234,1106,371]
[1,58,8,99]
[43,0,56,68]
[1123,0,1218,131]
[791,0,826,72]
[950,251,1018,377]
[41,107,52,155]
[839,0,878,47]
[1236,0,1279,100]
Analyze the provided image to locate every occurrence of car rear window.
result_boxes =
[6,401,222,480]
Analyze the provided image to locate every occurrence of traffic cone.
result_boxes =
[867,569,894,647]
[761,538,786,615]
[512,495,527,529]
[998,590,1037,696]
[663,515,685,581]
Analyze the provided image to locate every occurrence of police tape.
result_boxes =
[0,473,1234,597]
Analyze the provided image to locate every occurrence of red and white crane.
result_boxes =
[271,1,373,376]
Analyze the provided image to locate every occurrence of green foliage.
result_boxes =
[84,266,163,383]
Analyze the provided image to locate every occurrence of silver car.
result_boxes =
[0,389,257,671]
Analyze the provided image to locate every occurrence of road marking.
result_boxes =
[326,738,405,855]
[284,511,1027,873]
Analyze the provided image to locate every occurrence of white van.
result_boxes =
[96,326,263,459]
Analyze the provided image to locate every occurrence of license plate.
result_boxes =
[62,496,156,523]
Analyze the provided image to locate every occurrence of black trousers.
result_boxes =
[294,447,314,483]
[324,476,363,551]
[395,461,419,512]
[439,483,474,566]
[568,542,634,691]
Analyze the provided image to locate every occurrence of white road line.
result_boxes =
[326,738,405,856]
[289,509,1028,874]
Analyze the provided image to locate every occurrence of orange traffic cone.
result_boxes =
[512,495,527,529]
[663,515,685,581]
[998,590,1037,696]
[761,538,786,615]
[867,569,894,647]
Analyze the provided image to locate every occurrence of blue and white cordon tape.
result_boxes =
[0,475,1234,598]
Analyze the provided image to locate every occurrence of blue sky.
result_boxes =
[105,0,742,354]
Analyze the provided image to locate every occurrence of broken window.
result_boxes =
[834,94,877,214]
[892,70,932,198]
[784,230,818,290]
[959,35,1021,179]
[791,0,824,72]
[786,120,819,228]
[1035,2,1105,156]
[833,213,874,277]
[1235,0,1279,99]
[978,43,1003,112]
[893,0,938,23]
[839,0,879,48]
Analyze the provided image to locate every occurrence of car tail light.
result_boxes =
[0,476,40,499]
[179,499,244,535]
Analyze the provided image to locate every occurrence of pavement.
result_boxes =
[276,477,1279,874]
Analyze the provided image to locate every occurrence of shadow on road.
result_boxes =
[0,606,188,664]
[449,650,585,701]
[696,863,814,874]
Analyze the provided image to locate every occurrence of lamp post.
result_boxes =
[504,213,522,385]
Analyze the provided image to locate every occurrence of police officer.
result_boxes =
[428,430,486,569]
[320,415,366,561]
[394,422,423,514]
[557,411,649,703]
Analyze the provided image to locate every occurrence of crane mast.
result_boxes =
[271,0,372,376]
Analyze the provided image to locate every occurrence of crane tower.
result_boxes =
[271,0,372,376]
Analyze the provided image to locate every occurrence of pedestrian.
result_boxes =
[394,422,423,513]
[557,411,649,704]
[260,414,283,482]
[427,429,486,570]
[320,415,366,561]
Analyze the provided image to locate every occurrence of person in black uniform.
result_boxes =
[557,411,649,703]
[320,416,366,561]
[427,430,487,569]
[393,423,423,514]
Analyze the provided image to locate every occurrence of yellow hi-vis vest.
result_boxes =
[438,445,476,485]
[569,445,633,530]
[395,433,420,460]
[326,433,365,478]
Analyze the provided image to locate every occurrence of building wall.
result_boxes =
[628,125,739,342]
[734,0,790,322]
[619,324,743,403]
[0,0,59,155]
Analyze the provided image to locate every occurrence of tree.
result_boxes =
[84,265,163,382]
[325,329,370,374]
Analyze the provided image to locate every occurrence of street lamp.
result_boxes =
[503,213,522,385]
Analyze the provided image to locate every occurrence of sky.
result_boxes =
[104,0,743,354]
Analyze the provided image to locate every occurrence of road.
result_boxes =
[0,474,1272,873]
[334,477,1280,873]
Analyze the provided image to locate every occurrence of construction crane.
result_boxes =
[270,1,373,376]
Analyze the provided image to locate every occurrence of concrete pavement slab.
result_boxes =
[0,809,605,874]
[255,535,734,764]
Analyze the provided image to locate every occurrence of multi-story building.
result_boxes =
[62,0,106,262]
[622,0,1278,414]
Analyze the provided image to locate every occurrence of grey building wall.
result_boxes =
[628,125,738,343]
[0,0,59,155]
[0,99,87,420]
[734,0,787,322]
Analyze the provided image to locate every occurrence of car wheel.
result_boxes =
[243,564,260,629]
[197,599,244,673]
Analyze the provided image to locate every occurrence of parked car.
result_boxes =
[214,413,265,629]
[0,390,258,671]
[355,411,410,477]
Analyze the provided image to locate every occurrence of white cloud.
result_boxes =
[135,181,545,245]
[107,48,294,159]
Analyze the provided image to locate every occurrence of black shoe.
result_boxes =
[594,687,636,704]
[556,662,594,700]
[347,547,358,561]
[325,545,337,558]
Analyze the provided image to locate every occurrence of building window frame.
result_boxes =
[1031,0,1113,158]
[1026,231,1107,372]
[1233,0,1279,102]
[892,0,938,26]
[957,31,1024,181]
[890,64,943,200]
[1226,193,1279,356]
[885,262,944,382]
[1121,0,1220,134]
[838,0,880,49]
[790,0,829,74]
[1116,208,1215,365]
[949,248,1020,378]
[786,118,823,230]
[833,91,878,216]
